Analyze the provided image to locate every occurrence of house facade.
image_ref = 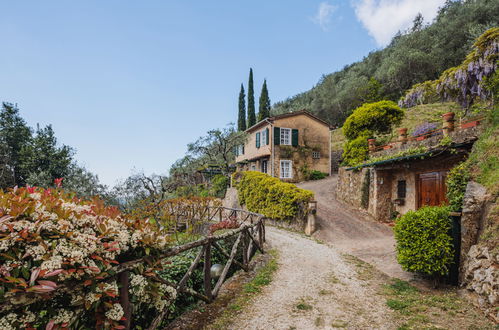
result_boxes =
[235,110,331,182]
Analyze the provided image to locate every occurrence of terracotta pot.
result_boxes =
[416,136,426,141]
[367,138,376,143]
[461,120,480,129]
[382,145,393,150]
[397,128,408,135]
[442,112,455,121]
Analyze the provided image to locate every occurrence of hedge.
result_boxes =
[233,171,314,220]
[394,206,454,277]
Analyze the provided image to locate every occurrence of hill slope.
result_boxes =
[273,0,499,126]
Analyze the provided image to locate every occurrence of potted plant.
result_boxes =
[442,112,455,121]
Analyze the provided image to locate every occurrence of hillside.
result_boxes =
[273,0,499,127]
[330,102,461,151]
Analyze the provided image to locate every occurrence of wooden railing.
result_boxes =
[2,207,265,330]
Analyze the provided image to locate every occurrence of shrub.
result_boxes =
[342,135,369,166]
[446,162,471,211]
[0,186,173,329]
[342,101,404,141]
[211,174,229,198]
[233,171,314,220]
[394,206,454,277]
[308,170,327,180]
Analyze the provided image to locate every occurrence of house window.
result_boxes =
[251,164,256,171]
[397,180,406,198]
[280,128,291,145]
[261,129,267,145]
[236,145,244,155]
[312,151,321,159]
[261,160,268,173]
[280,160,292,179]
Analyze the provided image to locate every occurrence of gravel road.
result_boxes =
[230,227,394,329]
[297,176,413,281]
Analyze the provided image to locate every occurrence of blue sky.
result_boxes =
[0,1,446,186]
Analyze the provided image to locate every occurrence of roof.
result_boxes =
[245,110,332,132]
[345,141,473,171]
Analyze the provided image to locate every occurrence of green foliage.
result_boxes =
[343,101,404,140]
[211,174,229,198]
[342,135,369,166]
[446,163,471,211]
[238,84,246,131]
[394,206,454,277]
[273,0,499,126]
[247,68,256,127]
[300,164,327,181]
[362,146,429,167]
[234,171,314,219]
[258,79,271,121]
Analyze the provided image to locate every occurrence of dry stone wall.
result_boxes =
[460,182,499,322]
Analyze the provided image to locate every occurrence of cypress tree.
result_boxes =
[258,79,271,121]
[247,68,256,127]
[238,84,246,131]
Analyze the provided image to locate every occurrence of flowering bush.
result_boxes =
[0,185,175,329]
[400,28,498,109]
[209,217,240,234]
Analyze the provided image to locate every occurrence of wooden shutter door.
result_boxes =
[418,172,442,208]
[292,129,299,146]
[274,127,280,145]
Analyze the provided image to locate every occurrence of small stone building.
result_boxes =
[235,110,332,182]
[337,119,482,222]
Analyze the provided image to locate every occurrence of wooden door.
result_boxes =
[418,171,448,208]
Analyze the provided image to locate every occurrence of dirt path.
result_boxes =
[230,227,394,329]
[297,176,413,281]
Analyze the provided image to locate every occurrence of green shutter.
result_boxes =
[274,127,280,145]
[256,132,261,148]
[292,129,299,146]
[265,128,269,145]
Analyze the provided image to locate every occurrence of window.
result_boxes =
[261,160,268,173]
[280,160,292,179]
[280,128,291,145]
[236,145,244,155]
[397,180,406,198]
[251,164,256,171]
[312,151,321,159]
[261,129,267,146]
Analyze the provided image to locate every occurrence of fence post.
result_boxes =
[119,271,132,330]
[204,241,213,302]
[242,228,248,268]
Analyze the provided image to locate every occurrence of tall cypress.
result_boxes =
[258,79,271,121]
[238,84,246,131]
[247,68,256,127]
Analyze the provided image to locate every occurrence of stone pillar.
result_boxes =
[397,128,408,145]
[367,138,376,153]
[442,112,455,136]
[305,201,317,236]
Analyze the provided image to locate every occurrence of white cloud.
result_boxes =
[312,2,339,31]
[352,0,446,46]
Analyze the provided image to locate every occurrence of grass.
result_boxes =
[380,279,496,329]
[295,298,313,311]
[331,319,348,328]
[208,249,279,329]
[341,254,375,281]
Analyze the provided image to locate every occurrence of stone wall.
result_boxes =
[331,150,343,173]
[336,167,368,210]
[460,182,498,322]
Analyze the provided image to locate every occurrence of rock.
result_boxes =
[468,245,480,259]
[488,291,497,305]
[477,247,490,259]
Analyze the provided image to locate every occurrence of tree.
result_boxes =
[21,124,74,187]
[187,124,246,174]
[247,68,256,127]
[238,84,247,131]
[0,103,32,187]
[258,79,271,121]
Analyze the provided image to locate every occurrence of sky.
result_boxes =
[0,0,446,186]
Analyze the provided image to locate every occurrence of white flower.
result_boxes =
[105,303,124,321]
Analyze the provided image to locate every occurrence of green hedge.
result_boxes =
[233,171,314,220]
[394,206,453,277]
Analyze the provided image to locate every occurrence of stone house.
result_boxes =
[336,115,482,222]
[235,110,331,182]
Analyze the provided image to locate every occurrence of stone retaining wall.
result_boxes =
[460,182,498,322]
